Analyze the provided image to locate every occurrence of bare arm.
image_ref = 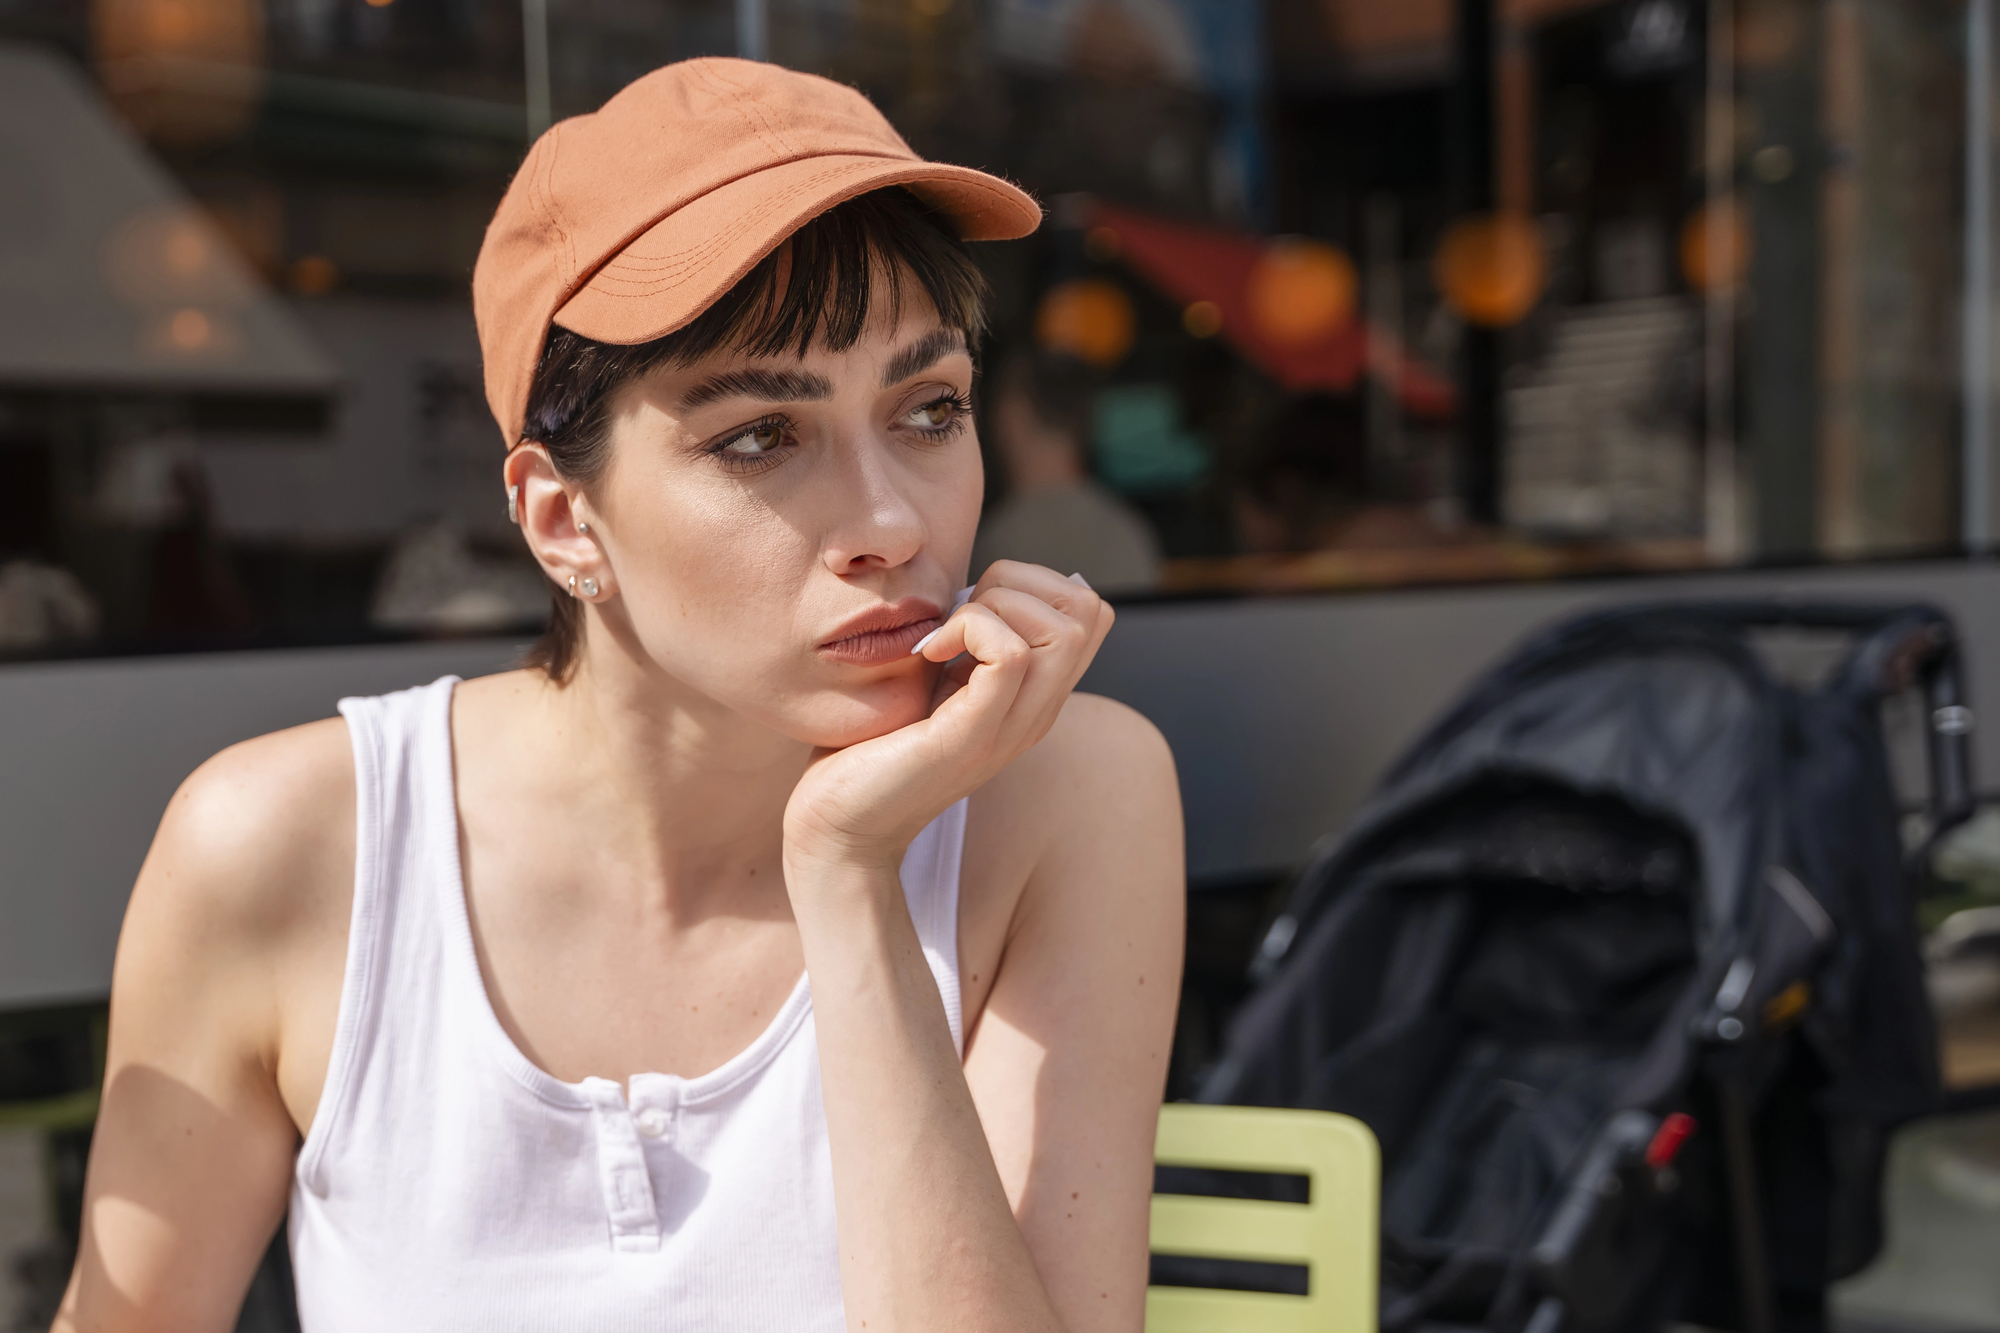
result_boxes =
[784,563,1182,1333]
[54,723,352,1333]
[963,696,1182,1330]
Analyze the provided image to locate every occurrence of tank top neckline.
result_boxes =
[293,675,966,1329]
[426,675,818,1111]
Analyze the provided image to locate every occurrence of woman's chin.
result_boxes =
[795,679,934,749]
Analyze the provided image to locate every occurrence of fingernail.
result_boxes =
[953,585,976,608]
[911,625,944,656]
[1068,572,1092,590]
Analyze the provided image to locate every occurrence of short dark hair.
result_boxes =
[519,186,990,681]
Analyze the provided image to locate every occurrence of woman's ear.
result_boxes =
[505,444,614,601]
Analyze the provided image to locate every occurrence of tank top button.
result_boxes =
[635,1107,670,1140]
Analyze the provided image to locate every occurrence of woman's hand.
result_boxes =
[783,560,1113,879]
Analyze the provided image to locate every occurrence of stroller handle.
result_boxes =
[1652,601,1975,842]
[1918,631,1978,844]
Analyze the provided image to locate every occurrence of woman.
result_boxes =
[57,59,1182,1333]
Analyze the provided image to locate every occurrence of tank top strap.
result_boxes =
[297,676,460,1194]
[898,796,968,1054]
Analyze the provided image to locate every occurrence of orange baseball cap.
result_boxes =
[473,57,1042,447]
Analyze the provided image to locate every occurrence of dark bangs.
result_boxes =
[519,185,991,681]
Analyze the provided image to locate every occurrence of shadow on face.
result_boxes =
[578,302,986,748]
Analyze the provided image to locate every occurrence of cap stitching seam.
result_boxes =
[582,167,927,292]
[544,129,581,289]
[579,169,1029,296]
[689,58,800,162]
[705,57,812,159]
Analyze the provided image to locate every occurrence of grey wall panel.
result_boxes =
[1086,560,2000,878]
[2,558,1996,1011]
[0,638,526,1010]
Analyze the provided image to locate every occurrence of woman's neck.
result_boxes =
[510,647,813,922]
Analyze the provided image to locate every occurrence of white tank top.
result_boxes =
[288,677,968,1331]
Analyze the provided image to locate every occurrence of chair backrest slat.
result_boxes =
[1148,1104,1378,1333]
[1150,1194,1317,1266]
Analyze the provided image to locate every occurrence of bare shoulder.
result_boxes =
[984,691,1178,838]
[1046,690,1173,770]
[960,693,1183,1065]
[108,715,358,1140]
[132,716,355,951]
[962,693,1181,976]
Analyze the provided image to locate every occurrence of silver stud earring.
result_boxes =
[578,520,590,534]
[506,484,519,525]
[580,576,600,598]
[567,574,578,598]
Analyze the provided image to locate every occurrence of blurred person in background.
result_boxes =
[1234,392,1456,554]
[143,455,252,638]
[972,353,1163,593]
[0,560,99,652]
[369,521,553,634]
[56,59,1181,1333]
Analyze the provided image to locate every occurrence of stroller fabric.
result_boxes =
[1194,603,1967,1333]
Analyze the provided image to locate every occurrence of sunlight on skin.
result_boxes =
[89,1198,174,1295]
[59,288,1181,1333]
[503,299,985,754]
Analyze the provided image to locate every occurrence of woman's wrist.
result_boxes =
[782,843,907,915]
[781,801,926,885]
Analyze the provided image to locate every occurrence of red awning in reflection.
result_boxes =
[1084,200,1455,420]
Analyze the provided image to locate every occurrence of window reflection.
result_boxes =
[0,0,1987,658]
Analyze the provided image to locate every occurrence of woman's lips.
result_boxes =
[818,599,944,667]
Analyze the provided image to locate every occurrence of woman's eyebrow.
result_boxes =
[680,367,835,409]
[879,329,966,390]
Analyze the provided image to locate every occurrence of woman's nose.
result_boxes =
[820,441,927,575]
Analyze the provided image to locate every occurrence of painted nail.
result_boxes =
[953,585,976,608]
[1068,572,1092,589]
[911,625,944,656]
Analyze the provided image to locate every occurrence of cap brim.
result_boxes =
[553,155,1041,346]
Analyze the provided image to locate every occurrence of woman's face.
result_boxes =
[578,300,983,748]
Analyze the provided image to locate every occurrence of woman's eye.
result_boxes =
[908,397,961,430]
[723,422,785,455]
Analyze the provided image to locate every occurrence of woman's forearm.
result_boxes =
[789,860,1066,1333]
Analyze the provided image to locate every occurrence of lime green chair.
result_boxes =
[0,1007,103,1134]
[1148,1103,1379,1333]
[0,1084,99,1133]
[0,1008,105,1240]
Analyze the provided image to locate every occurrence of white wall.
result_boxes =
[3,558,1997,1010]
[0,637,526,1009]
[1088,559,2000,877]
[198,295,501,542]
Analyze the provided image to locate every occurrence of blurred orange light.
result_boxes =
[1182,300,1223,338]
[1680,197,1751,292]
[290,254,340,296]
[106,205,243,308]
[92,0,265,147]
[1035,278,1136,368]
[149,0,196,43]
[1434,213,1545,328]
[1246,239,1356,346]
[163,224,207,276]
[168,307,212,350]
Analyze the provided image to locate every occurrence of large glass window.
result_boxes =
[0,0,1988,657]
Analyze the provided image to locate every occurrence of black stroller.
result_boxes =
[1194,602,1975,1333]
